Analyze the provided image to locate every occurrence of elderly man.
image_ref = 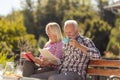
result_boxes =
[48,20,100,80]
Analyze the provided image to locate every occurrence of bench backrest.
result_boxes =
[87,59,120,77]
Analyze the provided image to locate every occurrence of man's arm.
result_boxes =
[85,39,100,59]
[69,39,100,59]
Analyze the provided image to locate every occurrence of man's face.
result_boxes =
[64,24,77,39]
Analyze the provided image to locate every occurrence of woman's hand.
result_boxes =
[47,60,57,68]
[20,52,34,61]
[40,58,57,67]
[27,52,35,61]
[39,58,49,66]
[20,52,26,58]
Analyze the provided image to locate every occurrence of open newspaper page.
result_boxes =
[38,48,60,63]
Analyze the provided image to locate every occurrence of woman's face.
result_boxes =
[46,27,57,42]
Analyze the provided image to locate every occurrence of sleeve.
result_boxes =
[85,39,101,59]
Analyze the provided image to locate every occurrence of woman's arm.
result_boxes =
[28,53,55,67]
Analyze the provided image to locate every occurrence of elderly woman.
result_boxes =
[22,22,63,78]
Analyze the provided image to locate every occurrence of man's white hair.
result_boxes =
[64,20,78,30]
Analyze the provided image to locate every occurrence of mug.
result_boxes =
[62,37,69,44]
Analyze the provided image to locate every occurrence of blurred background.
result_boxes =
[0,0,120,65]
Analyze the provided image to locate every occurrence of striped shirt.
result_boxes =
[59,35,100,77]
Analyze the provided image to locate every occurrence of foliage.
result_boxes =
[19,0,115,55]
[106,18,120,55]
[0,18,26,50]
[0,42,14,67]
[0,13,37,62]
[0,53,14,67]
[18,35,37,53]
[103,51,116,58]
[32,36,48,56]
[21,0,42,40]
[83,18,112,55]
[37,36,47,49]
[0,0,119,57]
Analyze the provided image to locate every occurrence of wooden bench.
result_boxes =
[87,59,120,79]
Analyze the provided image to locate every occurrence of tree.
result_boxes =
[0,14,37,55]
[19,0,118,55]
[84,18,111,55]
[21,0,37,39]
[107,18,120,55]
[96,0,116,26]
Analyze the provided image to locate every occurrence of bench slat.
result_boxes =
[89,60,120,67]
[87,59,120,77]
[87,68,120,77]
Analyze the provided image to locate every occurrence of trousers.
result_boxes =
[22,60,54,77]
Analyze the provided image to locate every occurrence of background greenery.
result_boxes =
[0,0,120,64]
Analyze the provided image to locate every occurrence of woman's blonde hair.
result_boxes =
[46,22,62,42]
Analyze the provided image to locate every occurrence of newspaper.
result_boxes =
[38,48,60,63]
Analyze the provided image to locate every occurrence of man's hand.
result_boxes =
[69,39,88,54]
[69,39,79,48]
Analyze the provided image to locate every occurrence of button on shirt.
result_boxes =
[59,35,100,77]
